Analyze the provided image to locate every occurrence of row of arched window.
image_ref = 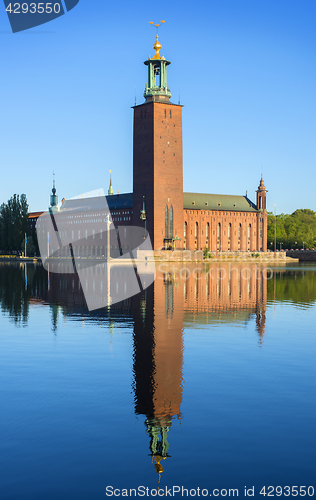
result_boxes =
[184,222,258,250]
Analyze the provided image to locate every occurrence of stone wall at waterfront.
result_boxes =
[152,250,289,262]
[286,250,316,261]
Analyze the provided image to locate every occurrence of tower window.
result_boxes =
[170,205,174,238]
[170,110,172,118]
[164,110,166,118]
[165,205,169,239]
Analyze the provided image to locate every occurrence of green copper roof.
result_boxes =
[183,192,258,212]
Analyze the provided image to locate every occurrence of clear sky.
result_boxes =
[0,0,315,215]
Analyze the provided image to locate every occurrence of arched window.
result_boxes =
[228,223,231,250]
[184,222,187,249]
[217,223,221,251]
[170,205,174,238]
[165,205,169,239]
[238,223,242,250]
[195,222,198,249]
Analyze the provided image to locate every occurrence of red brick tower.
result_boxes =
[133,32,183,250]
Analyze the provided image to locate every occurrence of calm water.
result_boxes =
[0,261,316,499]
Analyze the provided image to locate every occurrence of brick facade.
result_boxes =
[184,210,267,252]
[132,101,184,251]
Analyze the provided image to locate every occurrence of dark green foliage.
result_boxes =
[0,263,48,324]
[0,194,29,252]
[267,209,316,249]
[267,269,316,306]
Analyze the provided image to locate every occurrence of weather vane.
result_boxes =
[149,20,165,35]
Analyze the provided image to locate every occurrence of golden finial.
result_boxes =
[152,34,162,59]
[148,21,166,60]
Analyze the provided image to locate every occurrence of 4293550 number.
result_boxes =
[260,486,315,497]
[6,3,61,14]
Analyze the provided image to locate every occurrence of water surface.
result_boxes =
[0,262,315,499]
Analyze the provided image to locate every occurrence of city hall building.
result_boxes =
[34,33,268,254]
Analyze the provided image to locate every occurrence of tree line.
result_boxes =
[267,209,316,250]
[0,194,37,255]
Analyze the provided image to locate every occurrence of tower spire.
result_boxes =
[108,170,114,195]
[50,172,58,208]
[144,21,171,102]
[256,175,267,211]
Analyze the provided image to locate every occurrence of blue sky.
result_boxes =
[0,0,315,214]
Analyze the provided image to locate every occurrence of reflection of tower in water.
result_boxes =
[132,275,184,484]
[132,263,268,483]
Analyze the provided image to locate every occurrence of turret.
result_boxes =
[256,175,267,211]
[144,23,171,102]
[50,175,58,209]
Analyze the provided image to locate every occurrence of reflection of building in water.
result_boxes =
[132,276,184,484]
[179,263,267,342]
[132,264,267,482]
[17,263,268,480]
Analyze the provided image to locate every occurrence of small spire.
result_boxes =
[258,174,266,190]
[108,170,114,195]
[50,173,58,209]
[52,171,56,195]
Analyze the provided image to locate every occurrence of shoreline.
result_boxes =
[0,255,300,264]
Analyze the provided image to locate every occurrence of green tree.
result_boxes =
[0,194,29,253]
[267,209,316,249]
